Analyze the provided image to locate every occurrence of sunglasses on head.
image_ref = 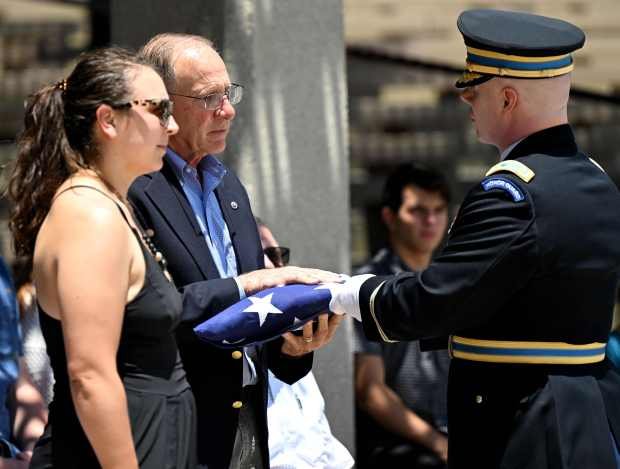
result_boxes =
[263,246,290,267]
[112,99,174,127]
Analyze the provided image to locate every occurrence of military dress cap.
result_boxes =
[455,9,585,88]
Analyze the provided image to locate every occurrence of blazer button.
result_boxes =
[232,350,242,360]
[231,201,239,210]
[232,401,243,409]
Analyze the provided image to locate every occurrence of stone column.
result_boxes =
[112,0,353,452]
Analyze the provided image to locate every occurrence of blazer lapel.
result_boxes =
[215,176,253,274]
[146,161,220,279]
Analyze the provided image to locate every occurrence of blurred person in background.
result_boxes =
[256,218,353,469]
[7,47,199,468]
[12,258,54,405]
[354,164,451,469]
[0,255,46,468]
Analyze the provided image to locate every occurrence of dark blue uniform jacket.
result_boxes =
[360,125,620,469]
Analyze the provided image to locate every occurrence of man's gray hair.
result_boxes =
[139,33,215,91]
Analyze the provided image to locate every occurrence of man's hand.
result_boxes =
[237,266,341,296]
[280,313,343,357]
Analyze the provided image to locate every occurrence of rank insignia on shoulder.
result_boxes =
[485,160,535,183]
[481,177,525,202]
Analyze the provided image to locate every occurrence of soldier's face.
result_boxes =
[460,81,503,146]
[388,185,448,254]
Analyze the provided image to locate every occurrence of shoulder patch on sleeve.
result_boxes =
[481,177,525,202]
[485,160,535,183]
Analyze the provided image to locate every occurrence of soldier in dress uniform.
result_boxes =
[328,9,620,469]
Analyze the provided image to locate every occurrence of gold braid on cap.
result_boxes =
[55,79,67,92]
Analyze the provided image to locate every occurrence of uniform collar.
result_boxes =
[500,138,524,161]
[505,124,578,160]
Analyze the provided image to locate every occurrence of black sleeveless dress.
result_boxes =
[30,188,197,469]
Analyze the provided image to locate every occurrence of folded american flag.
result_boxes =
[193,283,334,348]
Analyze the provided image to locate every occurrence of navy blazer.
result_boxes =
[129,158,312,468]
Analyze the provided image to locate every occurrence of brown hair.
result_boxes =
[6,47,153,271]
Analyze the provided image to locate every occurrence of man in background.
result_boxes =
[354,164,451,468]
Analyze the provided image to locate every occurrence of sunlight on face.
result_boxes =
[169,46,236,162]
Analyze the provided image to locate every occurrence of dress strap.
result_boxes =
[54,184,171,278]
[54,184,134,229]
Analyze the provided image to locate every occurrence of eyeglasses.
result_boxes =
[169,83,243,110]
[263,246,290,267]
[112,99,174,127]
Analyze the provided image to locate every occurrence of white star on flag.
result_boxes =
[243,293,284,327]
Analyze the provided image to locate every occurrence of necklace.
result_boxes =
[140,227,171,278]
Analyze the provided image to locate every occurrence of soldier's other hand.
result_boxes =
[237,266,341,296]
[281,313,343,357]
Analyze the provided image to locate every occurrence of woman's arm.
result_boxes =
[49,196,141,469]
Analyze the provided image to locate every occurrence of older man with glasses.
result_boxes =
[129,34,341,469]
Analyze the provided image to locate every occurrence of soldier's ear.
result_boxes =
[502,87,518,112]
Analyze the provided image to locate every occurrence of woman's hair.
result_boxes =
[7,47,153,271]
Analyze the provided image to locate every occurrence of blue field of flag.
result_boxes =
[193,283,333,348]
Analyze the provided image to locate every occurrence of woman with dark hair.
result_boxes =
[7,48,196,468]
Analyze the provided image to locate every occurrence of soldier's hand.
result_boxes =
[320,274,375,321]
[281,313,343,357]
[237,266,341,296]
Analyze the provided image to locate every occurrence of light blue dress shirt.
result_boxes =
[166,149,258,385]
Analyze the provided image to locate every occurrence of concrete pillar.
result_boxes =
[111,0,353,453]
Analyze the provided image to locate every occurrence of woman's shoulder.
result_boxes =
[39,179,132,259]
[49,180,126,229]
